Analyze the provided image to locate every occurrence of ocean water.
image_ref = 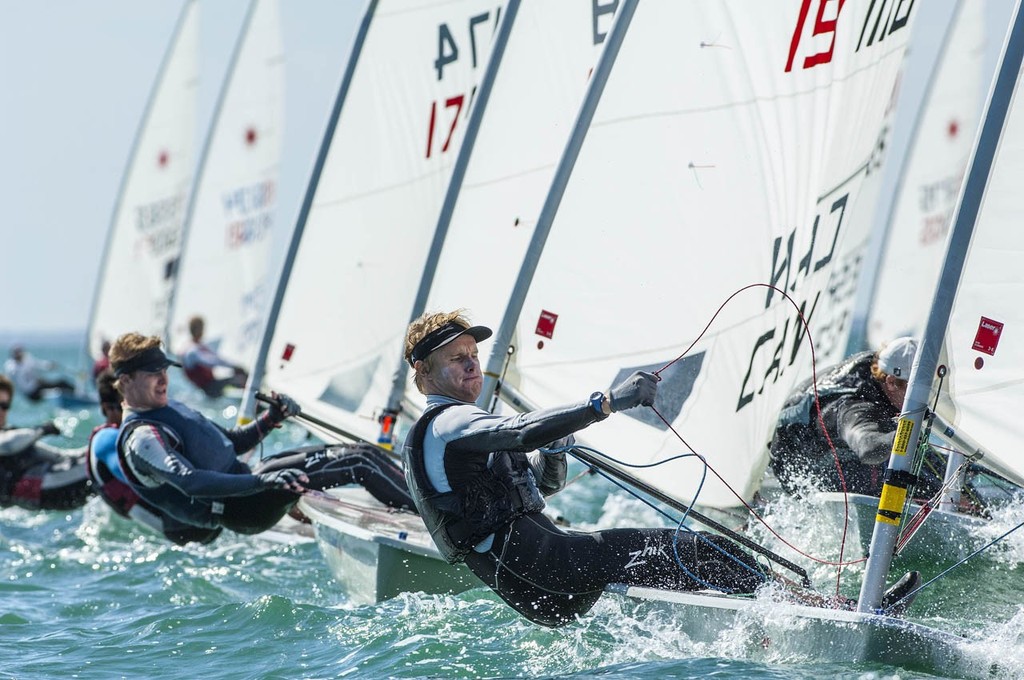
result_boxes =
[2,339,1024,679]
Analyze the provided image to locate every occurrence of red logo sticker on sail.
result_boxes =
[281,343,296,362]
[535,310,558,339]
[972,317,1003,356]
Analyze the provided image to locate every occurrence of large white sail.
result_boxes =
[167,0,284,369]
[491,0,914,509]
[411,0,618,405]
[260,0,506,439]
[934,25,1024,487]
[862,1,989,348]
[85,1,198,361]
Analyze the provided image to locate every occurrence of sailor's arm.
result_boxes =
[837,400,898,465]
[0,427,44,456]
[124,425,266,497]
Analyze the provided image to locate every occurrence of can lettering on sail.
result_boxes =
[972,316,1003,356]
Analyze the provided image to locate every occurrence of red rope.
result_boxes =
[649,283,865,595]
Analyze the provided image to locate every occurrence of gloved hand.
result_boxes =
[608,371,659,413]
[38,421,61,437]
[257,468,308,491]
[267,391,301,425]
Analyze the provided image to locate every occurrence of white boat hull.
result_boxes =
[298,487,476,604]
[611,585,992,677]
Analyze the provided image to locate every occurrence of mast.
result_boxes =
[477,0,638,407]
[237,0,378,424]
[857,0,1024,612]
[376,0,521,447]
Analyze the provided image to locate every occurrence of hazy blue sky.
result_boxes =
[0,0,363,337]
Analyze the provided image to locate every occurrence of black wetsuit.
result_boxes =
[0,426,92,510]
[117,400,413,539]
[769,352,946,498]
[405,395,765,627]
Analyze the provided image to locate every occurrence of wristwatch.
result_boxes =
[590,391,611,417]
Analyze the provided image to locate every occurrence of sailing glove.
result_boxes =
[267,392,301,425]
[608,371,659,412]
[257,468,307,491]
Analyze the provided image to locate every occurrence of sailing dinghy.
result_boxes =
[803,0,1023,566]
[464,0,1009,673]
[288,0,626,603]
[240,0,514,599]
[618,0,1024,672]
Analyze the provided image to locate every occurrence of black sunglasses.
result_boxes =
[0,402,11,411]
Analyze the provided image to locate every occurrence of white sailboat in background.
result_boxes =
[166,0,284,387]
[296,0,624,603]
[83,0,198,373]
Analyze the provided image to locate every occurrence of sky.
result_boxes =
[0,0,364,338]
[0,0,1015,342]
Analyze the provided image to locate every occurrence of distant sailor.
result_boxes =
[180,315,249,398]
[110,332,413,544]
[0,374,91,510]
[4,345,75,402]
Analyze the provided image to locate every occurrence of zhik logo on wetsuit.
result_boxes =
[624,541,669,570]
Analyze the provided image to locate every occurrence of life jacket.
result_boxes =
[115,400,246,529]
[403,403,546,564]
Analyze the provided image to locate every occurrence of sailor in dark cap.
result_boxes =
[109,332,413,543]
[401,310,766,627]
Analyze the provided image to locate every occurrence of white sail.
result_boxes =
[493,0,914,509]
[934,25,1024,487]
[261,0,507,440]
[419,0,618,397]
[85,0,198,360]
[863,1,989,348]
[167,0,284,369]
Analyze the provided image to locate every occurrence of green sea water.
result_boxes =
[2,338,1024,679]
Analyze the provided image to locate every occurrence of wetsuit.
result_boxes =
[769,351,946,498]
[86,423,221,545]
[0,426,92,510]
[116,400,413,539]
[404,395,765,628]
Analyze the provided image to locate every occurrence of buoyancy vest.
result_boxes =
[115,401,247,528]
[403,403,546,564]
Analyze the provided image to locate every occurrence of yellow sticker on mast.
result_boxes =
[890,417,914,456]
